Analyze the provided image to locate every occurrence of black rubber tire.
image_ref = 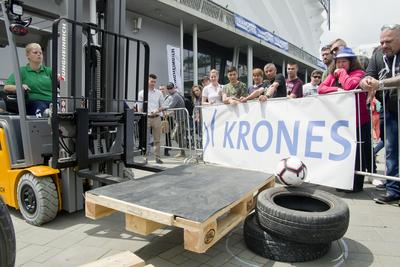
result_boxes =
[0,198,16,267]
[244,213,331,262]
[257,187,349,244]
[17,173,58,226]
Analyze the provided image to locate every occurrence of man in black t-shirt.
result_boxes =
[246,63,286,101]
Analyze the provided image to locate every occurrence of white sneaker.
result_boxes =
[365,175,374,183]
[372,179,385,186]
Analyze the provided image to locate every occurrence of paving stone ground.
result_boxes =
[9,154,400,267]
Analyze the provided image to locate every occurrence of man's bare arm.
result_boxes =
[266,82,279,97]
[382,75,400,88]
[246,87,264,101]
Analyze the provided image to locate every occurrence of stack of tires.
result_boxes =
[244,187,349,262]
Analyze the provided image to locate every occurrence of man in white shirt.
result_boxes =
[302,70,323,97]
[138,74,164,164]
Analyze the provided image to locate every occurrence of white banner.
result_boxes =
[166,45,182,93]
[202,93,357,190]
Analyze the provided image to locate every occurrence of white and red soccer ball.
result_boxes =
[275,157,307,186]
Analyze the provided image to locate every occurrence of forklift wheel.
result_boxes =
[17,173,58,226]
[0,198,16,267]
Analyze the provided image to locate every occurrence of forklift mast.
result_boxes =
[52,0,151,213]
[50,17,150,170]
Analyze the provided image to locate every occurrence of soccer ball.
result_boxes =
[275,157,307,186]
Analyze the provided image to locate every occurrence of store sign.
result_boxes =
[234,14,289,51]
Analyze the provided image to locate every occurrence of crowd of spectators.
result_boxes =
[6,20,400,207]
[135,24,400,204]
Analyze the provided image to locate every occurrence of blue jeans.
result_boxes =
[374,112,385,154]
[374,140,385,155]
[26,100,51,115]
[385,112,400,196]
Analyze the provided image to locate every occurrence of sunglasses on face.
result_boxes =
[330,46,339,55]
[313,76,321,79]
[381,24,400,31]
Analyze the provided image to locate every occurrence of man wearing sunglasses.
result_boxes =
[360,24,400,204]
[303,70,323,97]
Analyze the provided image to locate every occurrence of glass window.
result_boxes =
[198,53,211,81]
[221,60,232,84]
[183,49,193,94]
[238,64,248,84]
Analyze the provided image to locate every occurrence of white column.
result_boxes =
[305,68,308,83]
[282,60,286,77]
[193,23,198,86]
[247,45,253,87]
[180,20,184,90]
[233,47,240,68]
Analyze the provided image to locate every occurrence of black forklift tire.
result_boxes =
[17,173,58,226]
[244,213,331,262]
[0,198,16,267]
[257,187,349,244]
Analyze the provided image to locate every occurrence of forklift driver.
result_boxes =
[4,43,52,116]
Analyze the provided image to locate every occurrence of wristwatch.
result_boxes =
[378,80,385,90]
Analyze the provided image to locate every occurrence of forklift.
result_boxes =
[0,0,152,225]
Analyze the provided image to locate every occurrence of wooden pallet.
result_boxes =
[85,176,274,253]
[80,251,145,267]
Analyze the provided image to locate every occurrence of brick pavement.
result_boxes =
[8,156,400,266]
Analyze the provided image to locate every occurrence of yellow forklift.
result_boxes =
[0,0,152,225]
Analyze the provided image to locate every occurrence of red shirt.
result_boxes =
[286,77,303,98]
[318,69,369,126]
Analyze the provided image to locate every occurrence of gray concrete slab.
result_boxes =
[7,155,400,266]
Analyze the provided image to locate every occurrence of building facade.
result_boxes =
[0,0,328,97]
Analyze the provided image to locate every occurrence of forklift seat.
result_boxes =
[2,93,19,114]
[0,115,24,164]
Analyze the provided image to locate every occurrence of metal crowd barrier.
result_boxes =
[160,107,195,163]
[190,88,400,186]
[354,86,400,184]
[132,118,143,156]
[193,106,203,155]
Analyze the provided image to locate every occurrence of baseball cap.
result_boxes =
[166,82,175,89]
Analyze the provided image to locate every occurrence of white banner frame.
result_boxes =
[202,93,357,190]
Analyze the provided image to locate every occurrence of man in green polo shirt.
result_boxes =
[4,43,52,115]
[222,66,247,105]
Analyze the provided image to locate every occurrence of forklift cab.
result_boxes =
[0,0,150,226]
[0,0,55,165]
[0,4,53,114]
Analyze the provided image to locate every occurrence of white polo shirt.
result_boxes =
[138,88,163,114]
[202,83,223,104]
